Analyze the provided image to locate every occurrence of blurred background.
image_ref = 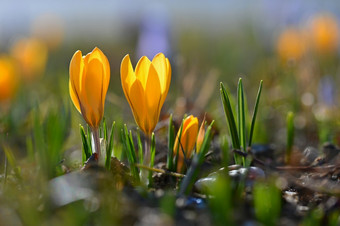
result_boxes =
[1,0,340,160]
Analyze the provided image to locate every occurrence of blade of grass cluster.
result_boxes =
[220,82,242,165]
[80,125,92,164]
[179,121,214,196]
[148,133,156,187]
[237,78,246,154]
[136,128,144,165]
[167,114,175,170]
[286,112,294,164]
[248,80,263,147]
[121,126,139,182]
[105,121,115,170]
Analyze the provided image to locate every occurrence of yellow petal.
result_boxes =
[152,53,167,92]
[135,56,151,89]
[84,47,110,106]
[69,50,84,112]
[182,116,199,155]
[129,79,146,133]
[82,58,104,128]
[120,54,136,108]
[69,79,81,113]
[144,63,162,135]
[196,118,206,153]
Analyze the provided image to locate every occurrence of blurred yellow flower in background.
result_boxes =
[0,56,18,103]
[121,53,171,136]
[309,13,339,54]
[10,38,48,82]
[69,47,110,129]
[277,28,306,62]
[173,115,199,173]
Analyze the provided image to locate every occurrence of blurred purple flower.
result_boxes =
[136,4,171,60]
[319,75,335,106]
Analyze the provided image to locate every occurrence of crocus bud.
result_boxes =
[69,47,110,129]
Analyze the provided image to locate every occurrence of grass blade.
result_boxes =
[80,124,92,164]
[286,111,295,164]
[105,121,116,170]
[220,82,242,165]
[136,128,144,165]
[103,118,108,141]
[3,145,21,180]
[167,114,175,170]
[174,119,184,172]
[248,80,263,147]
[237,78,246,153]
[148,132,156,187]
[120,126,140,182]
[87,126,93,154]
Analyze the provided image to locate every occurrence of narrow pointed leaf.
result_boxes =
[248,80,263,147]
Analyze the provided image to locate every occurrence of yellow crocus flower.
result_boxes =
[0,56,18,103]
[196,118,206,153]
[173,115,199,172]
[10,38,48,82]
[276,28,306,62]
[309,13,339,54]
[69,47,110,129]
[120,53,171,136]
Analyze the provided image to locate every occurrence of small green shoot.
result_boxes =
[136,128,144,165]
[120,125,140,183]
[173,119,184,172]
[80,125,92,164]
[105,121,116,170]
[207,175,233,225]
[248,80,263,147]
[3,145,21,180]
[286,111,295,164]
[167,114,175,171]
[148,132,156,187]
[237,78,246,154]
[253,180,281,226]
[220,79,263,167]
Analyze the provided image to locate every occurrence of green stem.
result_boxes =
[91,128,101,161]
[141,135,151,185]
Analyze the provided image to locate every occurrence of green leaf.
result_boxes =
[286,111,295,163]
[121,125,139,182]
[248,80,263,147]
[103,118,108,141]
[87,126,92,154]
[136,128,144,165]
[105,121,115,170]
[220,82,242,165]
[174,118,184,172]
[253,181,281,226]
[237,78,246,153]
[148,132,156,187]
[80,124,92,164]
[167,114,175,170]
[3,145,21,179]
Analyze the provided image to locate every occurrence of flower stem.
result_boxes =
[141,135,151,185]
[91,128,101,161]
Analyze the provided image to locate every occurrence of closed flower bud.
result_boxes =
[120,53,171,136]
[69,47,110,129]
